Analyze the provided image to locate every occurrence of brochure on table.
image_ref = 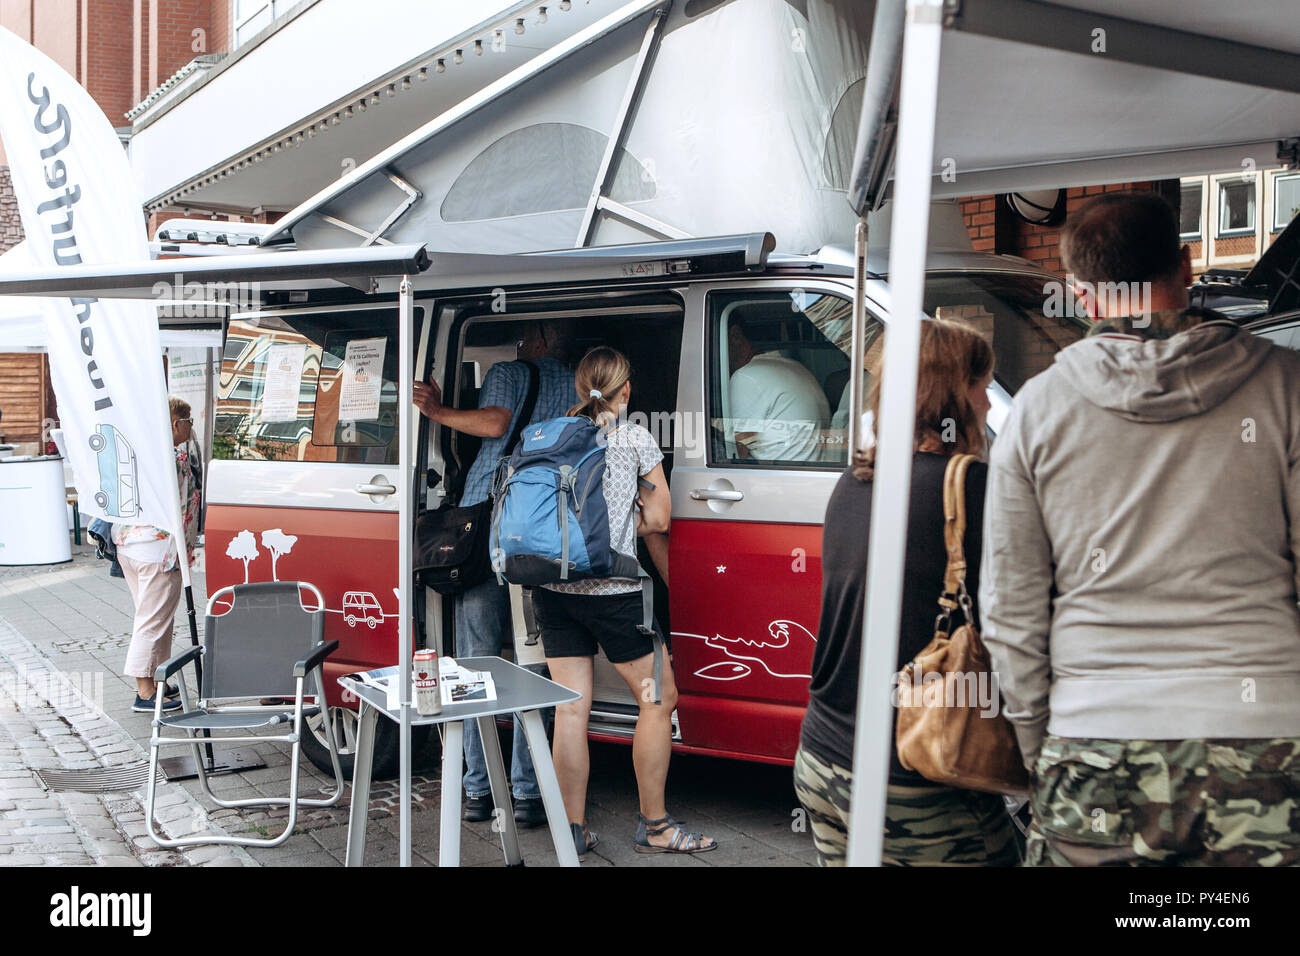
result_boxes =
[343,658,497,710]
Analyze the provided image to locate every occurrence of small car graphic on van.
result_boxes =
[87,425,139,518]
[342,591,384,629]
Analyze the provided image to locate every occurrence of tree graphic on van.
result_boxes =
[260,528,298,580]
[225,530,259,583]
[87,425,139,518]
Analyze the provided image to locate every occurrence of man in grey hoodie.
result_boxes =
[981,192,1300,866]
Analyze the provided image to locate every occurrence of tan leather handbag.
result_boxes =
[895,453,1030,797]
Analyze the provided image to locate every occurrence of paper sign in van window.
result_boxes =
[261,343,306,422]
[338,337,386,422]
[619,260,666,278]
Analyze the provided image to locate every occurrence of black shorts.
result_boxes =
[532,587,665,664]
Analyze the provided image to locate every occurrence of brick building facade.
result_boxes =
[958,180,1180,277]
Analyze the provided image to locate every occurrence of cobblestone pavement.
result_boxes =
[0,544,817,867]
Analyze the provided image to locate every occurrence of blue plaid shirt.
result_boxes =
[461,357,576,506]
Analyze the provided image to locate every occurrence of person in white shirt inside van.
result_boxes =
[727,318,831,462]
[413,319,576,829]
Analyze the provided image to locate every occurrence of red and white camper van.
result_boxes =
[203,234,1086,774]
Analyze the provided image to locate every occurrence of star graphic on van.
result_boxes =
[716,565,726,573]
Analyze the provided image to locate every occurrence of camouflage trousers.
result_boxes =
[792,746,1019,866]
[1026,734,1300,866]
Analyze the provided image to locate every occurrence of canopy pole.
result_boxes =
[846,0,945,868]
[847,218,869,457]
[398,276,414,867]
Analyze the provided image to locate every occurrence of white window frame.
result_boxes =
[234,0,283,49]
[1179,178,1204,240]
[1273,172,1300,233]
[1217,179,1257,237]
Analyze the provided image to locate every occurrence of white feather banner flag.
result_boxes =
[0,27,188,581]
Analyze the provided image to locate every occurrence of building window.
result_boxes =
[1218,180,1256,236]
[234,0,287,49]
[1179,182,1203,239]
[1274,174,1300,232]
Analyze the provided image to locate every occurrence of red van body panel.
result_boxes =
[669,517,822,763]
[205,504,399,708]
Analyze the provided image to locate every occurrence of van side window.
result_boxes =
[214,309,408,464]
[707,290,862,469]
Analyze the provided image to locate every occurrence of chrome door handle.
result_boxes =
[690,488,743,502]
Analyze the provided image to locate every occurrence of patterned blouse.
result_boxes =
[111,443,201,571]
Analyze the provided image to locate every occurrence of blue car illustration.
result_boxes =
[88,425,139,518]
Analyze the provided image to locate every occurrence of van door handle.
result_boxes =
[356,478,397,501]
[690,488,743,502]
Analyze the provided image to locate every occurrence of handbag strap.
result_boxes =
[504,360,541,456]
[937,453,978,632]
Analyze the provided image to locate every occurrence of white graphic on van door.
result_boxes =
[675,619,816,681]
[260,529,298,580]
[342,591,384,629]
[225,530,259,582]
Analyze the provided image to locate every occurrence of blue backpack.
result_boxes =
[490,416,664,700]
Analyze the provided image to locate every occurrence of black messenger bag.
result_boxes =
[414,361,539,596]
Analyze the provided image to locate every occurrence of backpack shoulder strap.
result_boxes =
[505,360,541,456]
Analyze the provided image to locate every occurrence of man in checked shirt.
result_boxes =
[414,319,576,828]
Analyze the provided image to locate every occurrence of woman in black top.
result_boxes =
[794,319,1017,866]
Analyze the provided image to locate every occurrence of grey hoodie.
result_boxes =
[981,317,1300,770]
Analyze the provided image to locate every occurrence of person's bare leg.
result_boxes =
[612,653,714,849]
[545,656,594,826]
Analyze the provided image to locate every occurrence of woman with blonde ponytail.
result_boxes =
[536,346,717,858]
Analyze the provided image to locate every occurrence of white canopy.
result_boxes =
[848,0,1300,867]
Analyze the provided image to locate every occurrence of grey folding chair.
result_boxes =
[145,581,345,848]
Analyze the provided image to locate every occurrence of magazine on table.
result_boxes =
[341,665,401,708]
[340,659,497,707]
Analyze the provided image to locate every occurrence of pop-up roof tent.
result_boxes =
[260,0,877,256]
[846,0,1300,867]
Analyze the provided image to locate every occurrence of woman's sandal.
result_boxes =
[570,822,599,861]
[634,813,718,854]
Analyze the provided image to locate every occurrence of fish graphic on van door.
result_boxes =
[677,619,817,682]
[88,425,139,518]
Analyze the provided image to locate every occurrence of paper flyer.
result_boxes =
[261,343,306,423]
[338,337,385,422]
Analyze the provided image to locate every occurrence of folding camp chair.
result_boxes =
[145,581,345,848]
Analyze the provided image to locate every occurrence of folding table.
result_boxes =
[340,656,581,866]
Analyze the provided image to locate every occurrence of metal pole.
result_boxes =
[183,584,215,767]
[846,0,945,868]
[398,276,414,867]
[847,219,869,457]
